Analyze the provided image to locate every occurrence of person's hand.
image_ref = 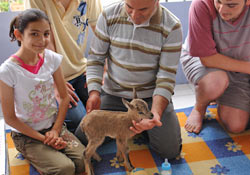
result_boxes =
[54,82,79,108]
[44,129,59,146]
[86,90,101,113]
[51,137,67,150]
[129,112,162,135]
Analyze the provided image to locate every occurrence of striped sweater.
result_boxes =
[87,2,182,101]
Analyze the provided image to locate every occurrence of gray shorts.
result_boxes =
[181,53,250,112]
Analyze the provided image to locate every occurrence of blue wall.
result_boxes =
[161,1,191,84]
[0,11,20,63]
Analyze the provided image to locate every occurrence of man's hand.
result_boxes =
[130,112,162,134]
[54,82,79,108]
[86,90,101,113]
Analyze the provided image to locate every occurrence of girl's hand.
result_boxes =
[51,137,67,150]
[44,129,59,146]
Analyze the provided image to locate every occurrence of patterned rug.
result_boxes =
[6,105,250,175]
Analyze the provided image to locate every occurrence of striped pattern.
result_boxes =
[87,2,182,100]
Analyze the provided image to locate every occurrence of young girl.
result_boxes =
[0,9,85,175]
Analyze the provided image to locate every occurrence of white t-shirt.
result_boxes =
[0,49,62,132]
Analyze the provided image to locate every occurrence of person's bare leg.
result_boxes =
[185,71,229,133]
[218,105,249,133]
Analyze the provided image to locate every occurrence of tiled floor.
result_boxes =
[172,83,195,109]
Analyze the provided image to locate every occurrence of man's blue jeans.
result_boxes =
[64,74,87,133]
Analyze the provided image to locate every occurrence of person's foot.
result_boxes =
[185,107,204,133]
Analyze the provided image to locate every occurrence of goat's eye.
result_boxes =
[138,111,144,115]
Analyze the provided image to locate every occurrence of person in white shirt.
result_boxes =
[0,9,85,175]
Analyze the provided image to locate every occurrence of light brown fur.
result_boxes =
[80,96,153,175]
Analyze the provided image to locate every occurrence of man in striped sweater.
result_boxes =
[181,0,250,134]
[78,0,183,159]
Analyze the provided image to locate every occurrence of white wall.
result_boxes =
[100,0,191,8]
[101,0,173,7]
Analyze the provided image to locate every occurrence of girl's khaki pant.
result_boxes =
[11,124,85,175]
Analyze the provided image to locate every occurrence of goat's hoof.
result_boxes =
[96,157,102,162]
[126,163,134,172]
[93,153,102,162]
[127,167,133,172]
[117,155,124,162]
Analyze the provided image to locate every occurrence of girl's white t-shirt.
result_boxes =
[0,49,62,132]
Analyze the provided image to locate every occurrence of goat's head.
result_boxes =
[122,98,154,120]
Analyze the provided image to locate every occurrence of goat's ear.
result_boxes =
[122,98,134,110]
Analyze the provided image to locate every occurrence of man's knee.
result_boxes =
[197,71,229,98]
[219,106,249,134]
[150,136,182,159]
[225,123,247,134]
[153,143,182,159]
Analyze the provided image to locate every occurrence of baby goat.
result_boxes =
[80,91,154,175]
